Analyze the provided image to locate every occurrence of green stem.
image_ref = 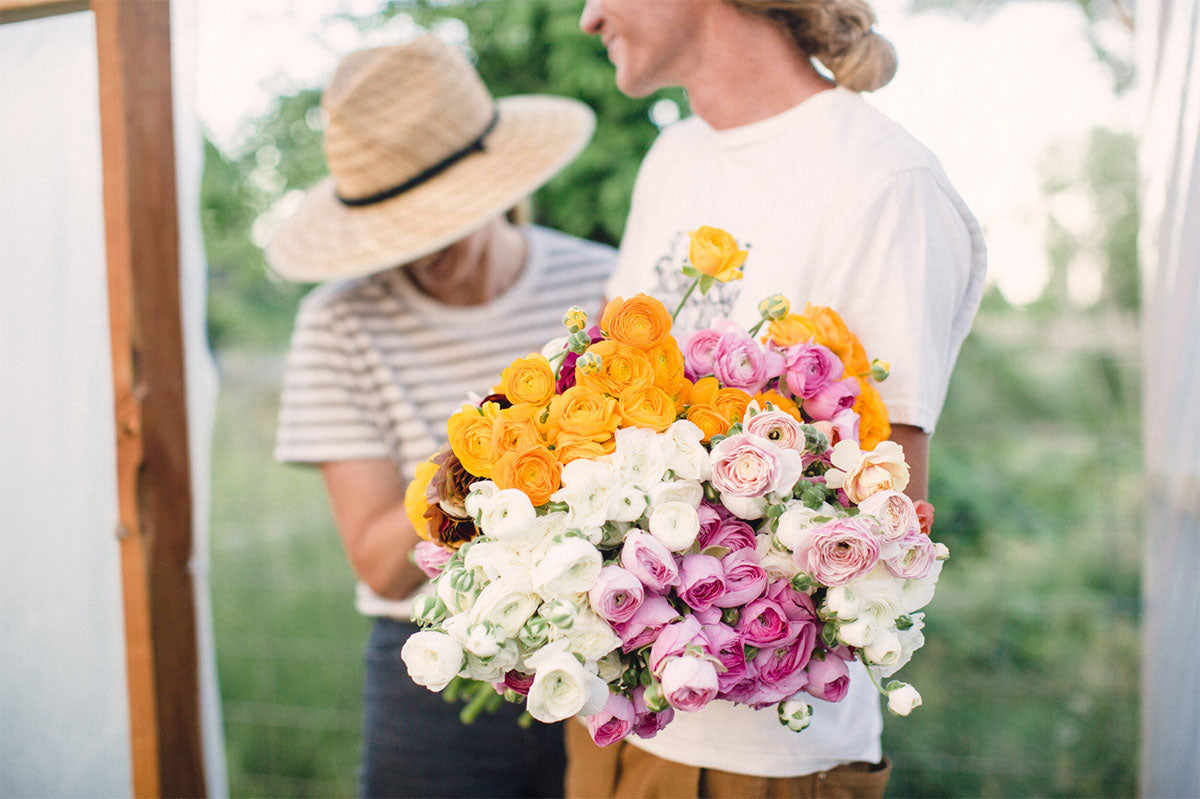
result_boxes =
[459,681,497,725]
[861,654,889,697]
[671,278,700,322]
[747,318,766,337]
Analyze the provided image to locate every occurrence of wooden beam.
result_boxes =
[0,0,87,24]
[94,1,207,796]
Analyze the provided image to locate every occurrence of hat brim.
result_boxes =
[265,95,595,282]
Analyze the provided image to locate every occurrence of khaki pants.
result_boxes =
[565,719,891,799]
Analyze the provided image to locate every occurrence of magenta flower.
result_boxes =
[678,554,727,612]
[736,596,795,647]
[620,531,680,593]
[503,670,534,697]
[586,692,636,747]
[805,651,851,702]
[648,615,706,675]
[750,626,816,706]
[766,578,818,623]
[793,517,881,586]
[588,564,646,624]
[781,343,843,399]
[631,685,675,738]
[702,622,747,693]
[696,510,758,553]
[802,377,861,422]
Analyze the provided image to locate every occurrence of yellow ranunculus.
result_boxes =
[575,340,655,398]
[646,337,687,398]
[600,294,674,350]
[493,445,562,506]
[497,353,557,407]
[446,402,501,477]
[617,384,679,432]
[713,386,752,425]
[404,458,440,540]
[546,384,620,442]
[688,225,748,283]
[553,432,616,465]
[685,404,732,443]
[492,403,546,458]
[765,314,818,347]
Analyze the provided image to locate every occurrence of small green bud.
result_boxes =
[410,594,448,626]
[757,293,790,321]
[870,358,890,382]
[790,573,814,593]
[447,567,475,594]
[567,330,592,354]
[643,680,669,713]
[562,306,588,333]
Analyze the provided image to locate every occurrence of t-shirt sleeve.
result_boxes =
[274,297,392,465]
[815,168,986,432]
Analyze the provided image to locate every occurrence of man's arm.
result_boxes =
[889,423,929,502]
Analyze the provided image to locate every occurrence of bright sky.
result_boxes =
[194,0,1136,306]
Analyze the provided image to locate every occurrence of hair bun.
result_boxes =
[822,30,897,92]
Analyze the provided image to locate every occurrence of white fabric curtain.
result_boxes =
[1136,1,1200,797]
[0,2,225,795]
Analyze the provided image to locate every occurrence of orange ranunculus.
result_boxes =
[446,402,501,477]
[765,313,818,348]
[646,337,687,398]
[854,378,891,450]
[546,384,620,442]
[688,225,748,283]
[800,304,872,377]
[753,389,803,422]
[497,353,557,407]
[575,340,655,398]
[618,384,679,432]
[404,458,441,540]
[601,294,673,350]
[713,386,752,425]
[553,432,616,465]
[494,445,562,506]
[492,403,546,458]
[685,404,733,443]
[684,375,721,407]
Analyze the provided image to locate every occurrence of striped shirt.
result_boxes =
[275,225,615,617]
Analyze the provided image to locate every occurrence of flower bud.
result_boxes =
[562,306,588,333]
[642,680,669,713]
[720,607,741,627]
[446,567,475,594]
[870,359,890,382]
[790,573,814,593]
[411,594,448,626]
[886,682,923,716]
[799,425,830,455]
[777,699,813,732]
[568,330,592,354]
[575,350,603,374]
[757,294,790,321]
[517,615,551,650]
[539,598,579,630]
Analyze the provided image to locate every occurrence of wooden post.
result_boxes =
[94,1,207,796]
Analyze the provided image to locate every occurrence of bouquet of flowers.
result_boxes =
[401,226,947,744]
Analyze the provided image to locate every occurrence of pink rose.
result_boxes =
[712,330,785,395]
[588,564,646,624]
[744,409,808,453]
[631,685,675,738]
[736,596,795,647]
[713,548,768,607]
[702,622,748,693]
[648,615,706,675]
[781,343,843,399]
[413,541,454,579]
[615,596,680,653]
[883,531,936,580]
[793,517,880,586]
[709,433,803,498]
[805,651,851,702]
[620,531,680,593]
[660,655,719,712]
[802,377,861,422]
[678,554,727,612]
[858,489,921,544]
[682,328,723,377]
[586,692,636,747]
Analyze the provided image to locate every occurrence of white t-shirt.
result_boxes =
[275,225,614,619]
[609,88,987,776]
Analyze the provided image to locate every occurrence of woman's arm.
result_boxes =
[889,423,929,502]
[320,458,428,600]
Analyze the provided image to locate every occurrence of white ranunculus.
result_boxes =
[648,479,704,511]
[647,500,701,552]
[531,536,603,599]
[468,579,540,637]
[900,557,944,613]
[541,335,570,360]
[464,480,499,521]
[437,570,479,616]
[607,484,649,522]
[555,460,619,530]
[613,426,667,489]
[720,493,767,520]
[463,639,519,683]
[525,642,609,722]
[773,502,835,551]
[463,622,502,658]
[564,607,623,662]
[830,564,905,621]
[872,612,925,679]
[479,488,538,543]
[835,614,879,648]
[660,420,712,481]
[400,630,464,691]
[756,533,801,581]
[863,627,902,669]
[464,541,532,590]
[886,683,923,716]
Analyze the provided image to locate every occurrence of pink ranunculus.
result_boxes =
[711,330,786,395]
[615,596,681,653]
[691,605,723,625]
[660,655,720,712]
[503,670,535,697]
[413,540,454,578]
[828,407,861,447]
[682,328,724,378]
[884,531,936,580]
[805,650,851,702]
[766,578,818,622]
[620,531,681,593]
[586,691,636,747]
[736,596,795,647]
[709,433,803,498]
[696,512,757,553]
[793,517,881,586]
[631,686,675,738]
[588,564,646,624]
[648,615,705,675]
[744,409,808,453]
[751,622,817,705]
[713,547,769,607]
[678,554,727,612]
[858,489,921,544]
[702,622,747,693]
[696,501,724,539]
[782,342,843,399]
[802,377,861,422]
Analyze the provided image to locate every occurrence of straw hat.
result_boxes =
[266,35,596,282]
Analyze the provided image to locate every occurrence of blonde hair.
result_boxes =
[726,0,897,92]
